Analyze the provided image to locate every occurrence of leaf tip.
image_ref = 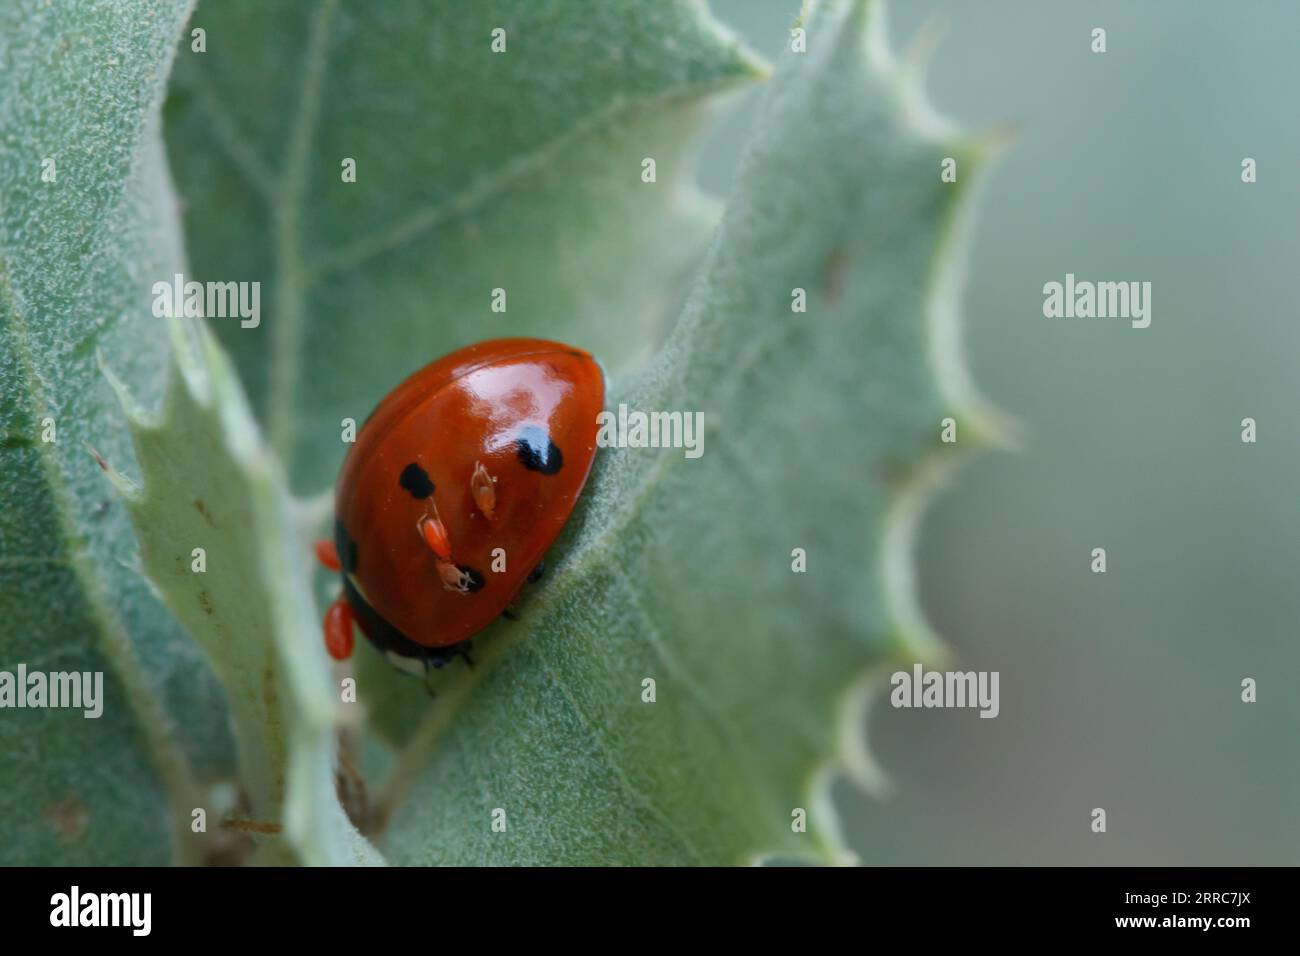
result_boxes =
[953,405,1028,455]
[836,667,898,801]
[899,10,950,79]
[880,453,956,662]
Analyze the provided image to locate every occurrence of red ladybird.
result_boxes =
[314,338,605,667]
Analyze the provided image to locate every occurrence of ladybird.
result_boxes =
[314,338,604,667]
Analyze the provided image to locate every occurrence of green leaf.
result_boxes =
[0,0,231,866]
[106,319,383,865]
[369,0,999,864]
[164,0,764,492]
[19,0,996,867]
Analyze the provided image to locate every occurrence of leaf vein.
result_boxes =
[305,76,752,284]
[267,0,340,457]
[187,69,279,201]
[523,637,708,864]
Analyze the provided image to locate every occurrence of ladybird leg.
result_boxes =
[421,663,439,699]
[501,585,529,622]
[420,642,472,670]
[424,646,455,669]
[323,593,356,661]
[314,539,341,572]
[501,557,546,622]
[526,559,545,584]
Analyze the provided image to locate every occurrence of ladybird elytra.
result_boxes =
[316,337,604,663]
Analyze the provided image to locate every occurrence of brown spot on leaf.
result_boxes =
[335,734,369,832]
[85,443,109,472]
[201,832,253,867]
[193,498,215,527]
[258,670,287,799]
[43,794,88,843]
[820,245,849,306]
[220,818,283,835]
[876,456,919,488]
[198,590,213,615]
[262,668,276,706]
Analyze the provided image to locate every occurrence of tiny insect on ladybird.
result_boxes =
[314,338,604,669]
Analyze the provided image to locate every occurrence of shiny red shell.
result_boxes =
[333,338,604,653]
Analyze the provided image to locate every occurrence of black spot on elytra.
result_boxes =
[515,425,563,475]
[334,518,359,573]
[399,462,435,499]
[459,565,485,593]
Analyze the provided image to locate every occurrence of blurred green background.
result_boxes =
[708,0,1300,864]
